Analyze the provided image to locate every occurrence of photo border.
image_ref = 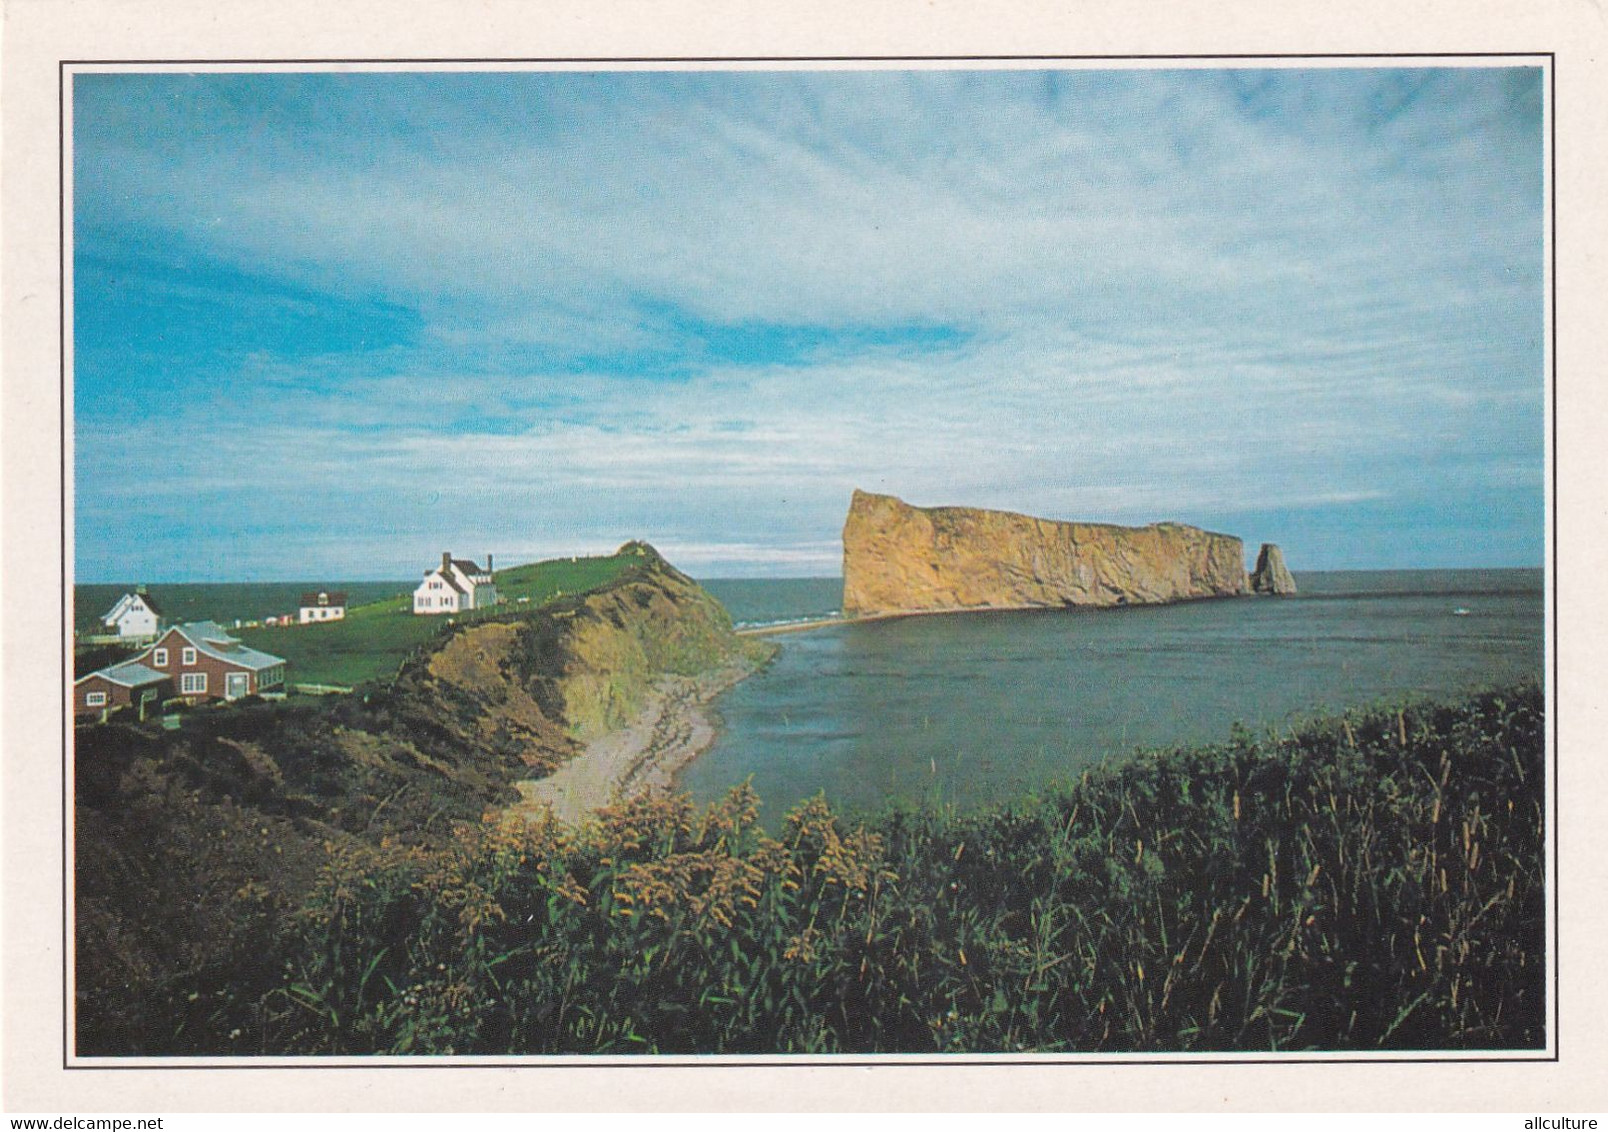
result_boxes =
[55,51,1560,1072]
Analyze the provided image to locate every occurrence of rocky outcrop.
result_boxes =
[385,542,766,769]
[842,490,1250,618]
[1250,543,1297,595]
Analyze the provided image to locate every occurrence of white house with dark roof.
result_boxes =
[413,552,498,615]
[99,587,162,640]
[299,590,349,623]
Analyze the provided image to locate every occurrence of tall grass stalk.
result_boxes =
[199,683,1553,1053]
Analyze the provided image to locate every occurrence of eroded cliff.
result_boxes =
[842,490,1250,617]
[380,541,764,774]
[73,543,765,1052]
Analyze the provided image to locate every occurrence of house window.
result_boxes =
[181,647,197,666]
[153,648,168,667]
[85,691,108,707]
[181,672,207,695]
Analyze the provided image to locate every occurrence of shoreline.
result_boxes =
[736,617,843,637]
[505,592,1303,827]
[734,592,1265,638]
[504,658,760,826]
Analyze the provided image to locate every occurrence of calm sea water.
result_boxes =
[686,571,1546,821]
[701,577,844,629]
[75,572,1546,824]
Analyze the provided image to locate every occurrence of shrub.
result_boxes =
[92,681,1549,1055]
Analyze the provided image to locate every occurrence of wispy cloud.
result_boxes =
[72,66,1545,579]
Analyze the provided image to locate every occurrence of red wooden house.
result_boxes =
[73,660,171,718]
[74,621,286,716]
[139,621,287,702]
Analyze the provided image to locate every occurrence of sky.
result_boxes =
[71,65,1546,581]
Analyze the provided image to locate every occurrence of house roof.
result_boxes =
[163,622,286,672]
[75,660,169,689]
[101,591,162,622]
[451,558,488,577]
[419,568,465,595]
[299,591,349,608]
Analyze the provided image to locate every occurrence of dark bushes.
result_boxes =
[236,681,1545,1055]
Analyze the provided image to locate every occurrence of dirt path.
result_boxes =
[503,662,756,826]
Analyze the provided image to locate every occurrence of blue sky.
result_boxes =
[72,66,1545,581]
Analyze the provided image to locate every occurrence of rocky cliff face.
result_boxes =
[384,542,762,771]
[1250,543,1297,595]
[73,543,764,1053]
[842,490,1250,617]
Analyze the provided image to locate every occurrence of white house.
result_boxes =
[100,587,162,640]
[299,590,349,623]
[413,552,498,615]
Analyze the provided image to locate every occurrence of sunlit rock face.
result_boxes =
[1250,543,1298,595]
[841,490,1250,618]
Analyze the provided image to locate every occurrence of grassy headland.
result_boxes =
[73,543,767,1054]
[232,551,640,688]
[78,678,1545,1055]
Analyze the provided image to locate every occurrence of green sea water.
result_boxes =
[687,570,1546,821]
[75,571,1546,825]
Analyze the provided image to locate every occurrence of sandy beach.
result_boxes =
[736,617,843,637]
[505,660,760,826]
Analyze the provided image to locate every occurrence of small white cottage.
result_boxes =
[99,587,162,640]
[299,590,349,623]
[413,552,498,615]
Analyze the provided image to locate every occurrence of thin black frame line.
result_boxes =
[59,51,1551,65]
[70,1053,1558,1071]
[59,56,71,1074]
[1548,55,1560,1064]
[57,51,1561,1071]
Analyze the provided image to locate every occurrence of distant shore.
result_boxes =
[736,617,843,637]
[737,592,1281,636]
[505,658,762,826]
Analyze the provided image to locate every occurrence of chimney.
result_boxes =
[442,551,452,573]
[487,553,493,574]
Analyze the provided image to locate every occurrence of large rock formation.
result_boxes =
[1250,543,1297,595]
[842,490,1250,618]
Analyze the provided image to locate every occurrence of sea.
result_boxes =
[74,571,1546,825]
[691,571,1546,822]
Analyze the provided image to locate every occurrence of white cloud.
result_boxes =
[73,67,1545,578]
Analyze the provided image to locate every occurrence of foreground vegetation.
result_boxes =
[232,552,640,687]
[83,681,1543,1055]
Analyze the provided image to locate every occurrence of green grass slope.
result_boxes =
[234,551,638,688]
